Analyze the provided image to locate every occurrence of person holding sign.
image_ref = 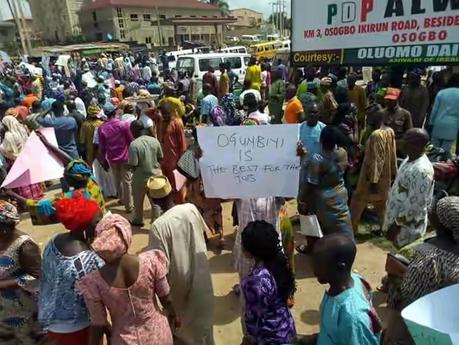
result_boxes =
[299,126,353,239]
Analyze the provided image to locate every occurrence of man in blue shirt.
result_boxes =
[297,101,326,254]
[37,100,79,160]
[200,83,218,124]
[299,234,382,345]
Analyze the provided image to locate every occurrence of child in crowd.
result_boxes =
[300,233,382,345]
[241,220,296,345]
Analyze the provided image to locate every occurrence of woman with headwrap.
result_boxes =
[39,196,105,345]
[383,196,459,345]
[7,135,105,225]
[77,214,178,345]
[0,115,45,202]
[79,104,104,165]
[0,200,43,344]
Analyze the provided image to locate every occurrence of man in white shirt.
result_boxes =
[239,79,262,108]
[142,63,152,82]
[243,92,270,125]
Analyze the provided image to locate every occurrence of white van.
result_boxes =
[241,35,260,43]
[166,49,193,70]
[221,46,248,54]
[176,53,250,82]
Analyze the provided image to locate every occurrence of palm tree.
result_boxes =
[208,0,230,16]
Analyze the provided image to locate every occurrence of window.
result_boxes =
[117,8,122,18]
[160,15,166,19]
[120,30,126,39]
[145,37,152,44]
[143,14,151,21]
[130,14,139,21]
[150,21,155,26]
[198,58,221,72]
[223,57,242,69]
[175,15,182,18]
[177,57,195,77]
[118,19,124,28]
[92,12,97,21]
[94,22,99,29]
[238,48,246,53]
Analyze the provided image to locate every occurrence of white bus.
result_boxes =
[176,53,250,81]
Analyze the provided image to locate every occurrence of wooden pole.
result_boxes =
[6,0,27,55]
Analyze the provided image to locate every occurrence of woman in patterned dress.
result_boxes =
[240,220,296,345]
[0,200,43,345]
[39,196,105,345]
[383,196,459,345]
[77,214,179,345]
[302,126,353,237]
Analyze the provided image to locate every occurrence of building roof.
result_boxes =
[230,8,263,15]
[81,0,219,12]
[0,0,31,21]
[0,20,15,28]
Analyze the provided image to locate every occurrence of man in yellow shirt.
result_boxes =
[218,63,230,100]
[245,57,262,91]
[158,82,185,119]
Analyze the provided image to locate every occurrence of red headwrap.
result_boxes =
[55,196,101,232]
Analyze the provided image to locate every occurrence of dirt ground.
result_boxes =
[18,198,389,345]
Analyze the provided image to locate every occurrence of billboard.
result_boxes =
[291,0,459,66]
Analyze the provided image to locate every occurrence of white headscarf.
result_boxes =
[1,115,29,159]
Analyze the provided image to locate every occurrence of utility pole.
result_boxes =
[16,0,32,54]
[6,0,28,55]
[155,5,163,47]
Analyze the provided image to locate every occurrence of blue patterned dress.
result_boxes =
[241,266,296,345]
[38,237,105,332]
[0,235,42,344]
[305,148,353,237]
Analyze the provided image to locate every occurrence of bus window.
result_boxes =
[176,57,195,76]
[223,57,242,69]
[198,58,222,72]
[238,48,246,53]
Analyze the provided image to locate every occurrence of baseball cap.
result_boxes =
[384,87,401,101]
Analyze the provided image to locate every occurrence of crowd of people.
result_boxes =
[0,50,458,345]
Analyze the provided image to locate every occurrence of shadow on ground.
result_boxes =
[213,292,240,325]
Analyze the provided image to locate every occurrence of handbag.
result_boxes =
[176,149,200,180]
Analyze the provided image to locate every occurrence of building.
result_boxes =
[29,0,83,43]
[0,0,35,53]
[79,0,236,48]
[229,8,263,29]
[0,21,15,51]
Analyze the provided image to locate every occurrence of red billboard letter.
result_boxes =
[361,0,374,22]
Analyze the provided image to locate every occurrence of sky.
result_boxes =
[227,0,291,17]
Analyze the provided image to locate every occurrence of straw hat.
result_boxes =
[147,176,172,199]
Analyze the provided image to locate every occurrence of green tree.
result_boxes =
[208,0,230,16]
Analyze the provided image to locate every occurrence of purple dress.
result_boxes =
[241,266,296,344]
